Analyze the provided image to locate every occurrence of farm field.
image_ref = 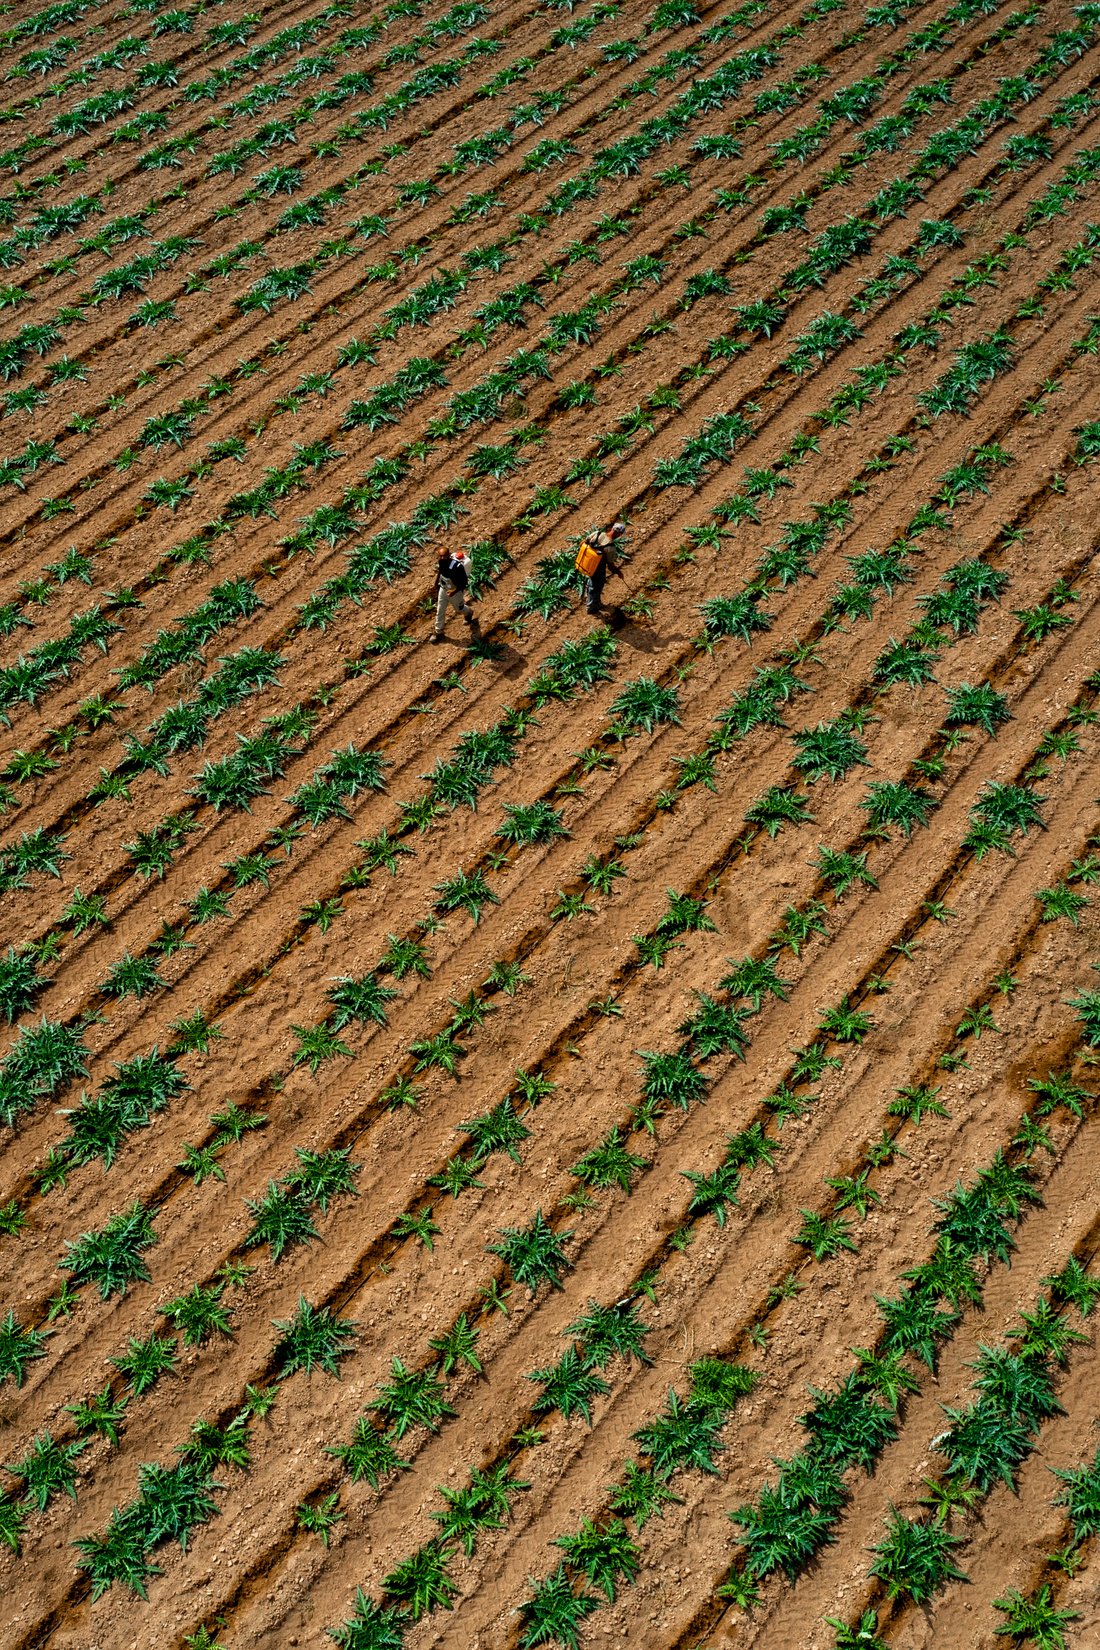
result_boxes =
[0,0,1099,1644]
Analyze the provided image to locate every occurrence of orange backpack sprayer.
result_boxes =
[574,538,603,577]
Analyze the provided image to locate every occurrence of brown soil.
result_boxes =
[1,0,1099,1644]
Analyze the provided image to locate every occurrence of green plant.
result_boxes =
[765,1084,814,1125]
[286,1148,359,1214]
[497,802,569,846]
[965,783,1046,856]
[327,975,397,1030]
[555,1518,640,1602]
[0,1014,89,1128]
[7,1430,87,1510]
[719,955,789,1012]
[160,1283,234,1347]
[301,898,343,934]
[862,780,934,836]
[297,1491,345,1547]
[1009,1298,1087,1366]
[638,1050,708,1110]
[168,1011,223,1057]
[292,1022,354,1073]
[1052,1445,1100,1541]
[391,1208,440,1250]
[62,889,109,933]
[2,749,58,784]
[73,1503,159,1599]
[819,1000,874,1044]
[411,1028,466,1077]
[531,1347,610,1422]
[431,1459,528,1554]
[0,946,46,1022]
[890,1085,949,1123]
[111,1334,177,1395]
[382,1076,423,1113]
[0,1494,24,1556]
[177,1137,224,1185]
[373,1358,453,1438]
[679,995,748,1059]
[565,1301,651,1373]
[100,952,163,1008]
[273,1298,356,1379]
[490,1210,573,1292]
[657,890,716,936]
[189,887,231,924]
[224,850,274,889]
[61,1201,157,1298]
[0,1199,26,1237]
[826,1611,888,1649]
[445,992,495,1039]
[553,890,596,920]
[357,829,413,876]
[210,1103,266,1146]
[609,1460,682,1528]
[329,1593,406,1649]
[520,1563,599,1649]
[775,901,829,956]
[634,932,683,969]
[484,959,532,995]
[217,1259,253,1291]
[793,720,869,782]
[956,1002,999,1039]
[1037,883,1088,925]
[379,933,432,979]
[796,1209,857,1260]
[635,1387,730,1478]
[745,785,814,837]
[607,677,680,736]
[1044,1256,1100,1317]
[993,1584,1078,1647]
[244,1184,318,1262]
[869,1509,966,1601]
[1015,603,1074,644]
[434,869,500,922]
[179,1415,251,1478]
[802,1376,898,1474]
[572,1129,648,1193]
[65,1384,127,1445]
[428,1313,482,1376]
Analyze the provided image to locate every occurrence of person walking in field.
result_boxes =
[431,545,478,642]
[576,519,627,616]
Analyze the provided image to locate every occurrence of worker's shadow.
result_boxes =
[483,638,526,677]
[606,610,689,650]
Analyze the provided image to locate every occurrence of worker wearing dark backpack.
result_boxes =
[431,546,478,642]
[575,519,626,615]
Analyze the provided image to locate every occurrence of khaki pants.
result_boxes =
[435,578,472,634]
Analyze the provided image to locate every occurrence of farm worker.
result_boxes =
[576,519,626,615]
[431,546,478,642]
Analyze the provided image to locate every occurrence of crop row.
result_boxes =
[2,537,1095,1623]
[1,283,1095,1257]
[1,174,1095,1129]
[5,45,1096,903]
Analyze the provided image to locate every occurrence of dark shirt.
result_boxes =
[438,553,469,591]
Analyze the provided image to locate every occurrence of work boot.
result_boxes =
[430,631,444,644]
